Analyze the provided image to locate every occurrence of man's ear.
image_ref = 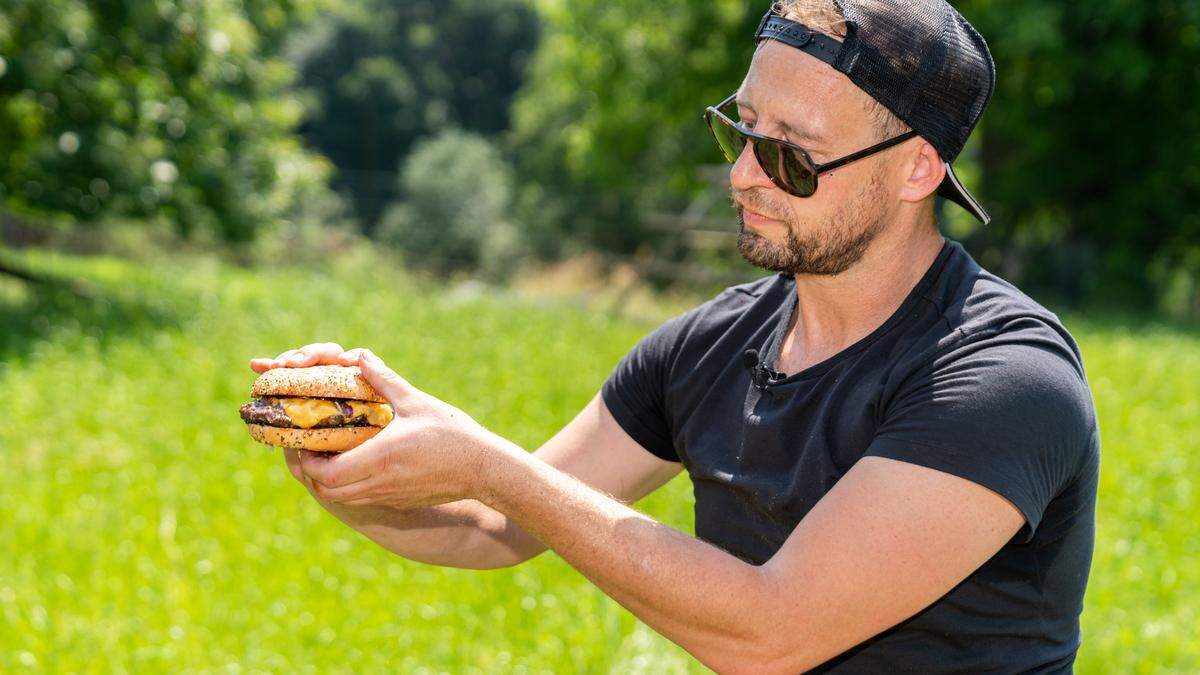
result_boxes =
[896,139,946,205]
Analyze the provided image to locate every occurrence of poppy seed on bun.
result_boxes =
[240,365,394,453]
[250,365,387,402]
[246,424,383,453]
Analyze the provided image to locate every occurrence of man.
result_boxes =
[252,1,1100,671]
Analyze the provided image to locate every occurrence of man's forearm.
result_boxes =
[477,438,786,673]
[331,499,546,570]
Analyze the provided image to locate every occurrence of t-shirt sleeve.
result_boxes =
[864,329,1096,541]
[600,314,690,463]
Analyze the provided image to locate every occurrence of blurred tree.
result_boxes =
[959,0,1200,315]
[0,0,335,258]
[513,0,1200,316]
[290,0,539,232]
[511,0,759,256]
[377,129,525,282]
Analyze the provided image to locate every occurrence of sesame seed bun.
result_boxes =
[250,365,386,403]
[246,423,381,453]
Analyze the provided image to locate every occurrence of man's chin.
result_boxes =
[736,226,795,274]
[737,220,776,243]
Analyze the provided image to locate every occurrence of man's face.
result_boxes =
[730,40,901,276]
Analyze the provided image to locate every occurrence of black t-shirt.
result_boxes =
[601,238,1100,673]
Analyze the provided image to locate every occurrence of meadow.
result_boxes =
[0,248,1196,673]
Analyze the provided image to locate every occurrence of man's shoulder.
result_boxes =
[904,244,1098,453]
[881,244,1101,512]
[886,242,1095,432]
[929,241,1080,360]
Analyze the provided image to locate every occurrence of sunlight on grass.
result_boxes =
[0,250,1195,672]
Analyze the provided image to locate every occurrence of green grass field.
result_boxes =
[1,249,1196,673]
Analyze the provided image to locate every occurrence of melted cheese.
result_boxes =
[349,400,394,427]
[264,397,394,428]
[271,397,343,429]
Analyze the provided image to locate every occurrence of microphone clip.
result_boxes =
[742,349,780,390]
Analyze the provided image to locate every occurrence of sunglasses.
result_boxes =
[704,92,918,198]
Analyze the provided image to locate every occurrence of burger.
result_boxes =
[240,365,394,452]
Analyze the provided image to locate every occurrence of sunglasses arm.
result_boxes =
[813,130,920,174]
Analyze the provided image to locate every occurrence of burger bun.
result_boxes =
[247,423,381,453]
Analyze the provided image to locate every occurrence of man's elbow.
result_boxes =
[444,528,550,570]
[457,545,546,570]
[707,649,824,675]
[697,630,826,675]
[446,511,547,570]
[755,646,827,675]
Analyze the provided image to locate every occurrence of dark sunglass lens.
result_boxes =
[752,140,789,191]
[781,150,817,196]
[753,140,817,197]
[706,115,745,163]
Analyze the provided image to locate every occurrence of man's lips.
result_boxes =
[739,204,781,226]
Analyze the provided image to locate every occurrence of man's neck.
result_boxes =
[775,221,945,376]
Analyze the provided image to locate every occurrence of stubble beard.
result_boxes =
[734,167,888,276]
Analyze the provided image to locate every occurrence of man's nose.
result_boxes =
[729,140,776,194]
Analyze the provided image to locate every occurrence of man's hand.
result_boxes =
[251,341,499,510]
[294,348,506,509]
[248,342,680,570]
[249,341,348,373]
[282,446,398,530]
[251,342,519,567]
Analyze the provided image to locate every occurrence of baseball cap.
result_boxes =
[754,1,994,225]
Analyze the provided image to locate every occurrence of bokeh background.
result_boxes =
[1,0,1197,672]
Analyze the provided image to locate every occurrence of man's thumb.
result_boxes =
[356,349,411,404]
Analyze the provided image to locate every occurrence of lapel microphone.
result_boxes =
[742,349,783,390]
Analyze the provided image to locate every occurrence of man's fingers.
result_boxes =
[355,349,413,405]
[283,447,305,481]
[331,348,411,406]
[336,348,368,366]
[297,446,379,489]
[261,343,346,369]
[287,342,345,367]
[284,448,322,495]
[268,349,299,368]
[310,476,383,504]
[300,342,345,364]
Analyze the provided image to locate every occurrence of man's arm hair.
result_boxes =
[475,450,1026,673]
[338,392,682,569]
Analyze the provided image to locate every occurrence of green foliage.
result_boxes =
[1069,314,1200,673]
[1,250,1196,671]
[958,0,1200,315]
[291,0,539,229]
[0,0,333,241]
[378,129,526,281]
[512,0,758,253]
[0,249,696,671]
[512,0,1200,315]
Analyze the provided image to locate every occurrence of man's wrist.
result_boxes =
[470,433,533,509]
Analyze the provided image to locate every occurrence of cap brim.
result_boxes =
[937,162,991,225]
